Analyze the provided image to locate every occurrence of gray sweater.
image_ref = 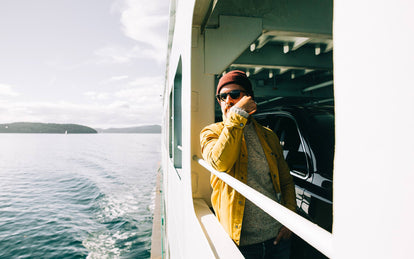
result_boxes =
[239,121,283,246]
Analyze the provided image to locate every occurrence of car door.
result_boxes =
[256,111,333,259]
[269,114,312,215]
[256,113,311,213]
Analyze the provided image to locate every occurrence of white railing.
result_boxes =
[194,156,334,258]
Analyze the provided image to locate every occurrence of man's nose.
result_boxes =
[225,95,234,106]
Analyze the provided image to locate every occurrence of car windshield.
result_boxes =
[307,111,335,179]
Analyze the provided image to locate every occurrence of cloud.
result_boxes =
[0,78,163,127]
[115,88,161,104]
[84,91,111,101]
[94,45,137,64]
[94,44,165,64]
[0,1,168,129]
[127,75,164,87]
[119,0,168,51]
[94,1,168,65]
[99,75,129,85]
[0,84,20,97]
[34,75,165,127]
[0,98,162,129]
[118,76,163,104]
[84,76,162,108]
[110,75,129,81]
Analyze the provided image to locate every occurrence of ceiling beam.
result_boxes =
[253,87,333,99]
[292,37,312,51]
[255,34,274,50]
[235,43,333,70]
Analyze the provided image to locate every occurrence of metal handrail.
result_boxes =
[194,156,334,258]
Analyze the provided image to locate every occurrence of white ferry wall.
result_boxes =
[163,0,241,258]
[334,1,414,258]
[162,0,414,258]
[164,1,202,258]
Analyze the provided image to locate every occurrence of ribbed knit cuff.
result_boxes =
[230,106,249,118]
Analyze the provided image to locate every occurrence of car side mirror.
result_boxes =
[286,151,308,177]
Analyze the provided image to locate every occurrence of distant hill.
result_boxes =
[96,125,161,134]
[0,122,97,134]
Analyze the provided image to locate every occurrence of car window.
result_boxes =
[273,116,309,177]
[257,115,276,130]
[307,113,334,179]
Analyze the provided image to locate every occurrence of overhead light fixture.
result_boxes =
[302,80,333,92]
[314,98,334,104]
[291,71,295,79]
[283,43,290,54]
[315,45,321,55]
[257,96,283,106]
[246,71,250,77]
[250,43,256,52]
[269,70,273,79]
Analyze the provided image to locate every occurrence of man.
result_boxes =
[200,70,296,259]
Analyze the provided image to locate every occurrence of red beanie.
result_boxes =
[216,70,254,99]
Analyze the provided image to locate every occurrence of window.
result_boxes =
[306,113,334,179]
[169,59,182,169]
[169,93,173,159]
[273,116,309,178]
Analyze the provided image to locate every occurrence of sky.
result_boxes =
[0,0,169,129]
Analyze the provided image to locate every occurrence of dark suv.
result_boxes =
[254,105,334,259]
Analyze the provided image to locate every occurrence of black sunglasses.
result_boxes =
[216,90,246,102]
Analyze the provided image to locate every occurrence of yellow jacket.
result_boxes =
[200,111,296,245]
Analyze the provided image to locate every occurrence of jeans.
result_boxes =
[239,238,291,259]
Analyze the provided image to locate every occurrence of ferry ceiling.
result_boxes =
[194,0,333,112]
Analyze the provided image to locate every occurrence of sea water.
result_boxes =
[0,133,161,258]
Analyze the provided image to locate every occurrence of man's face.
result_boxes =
[217,84,247,120]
